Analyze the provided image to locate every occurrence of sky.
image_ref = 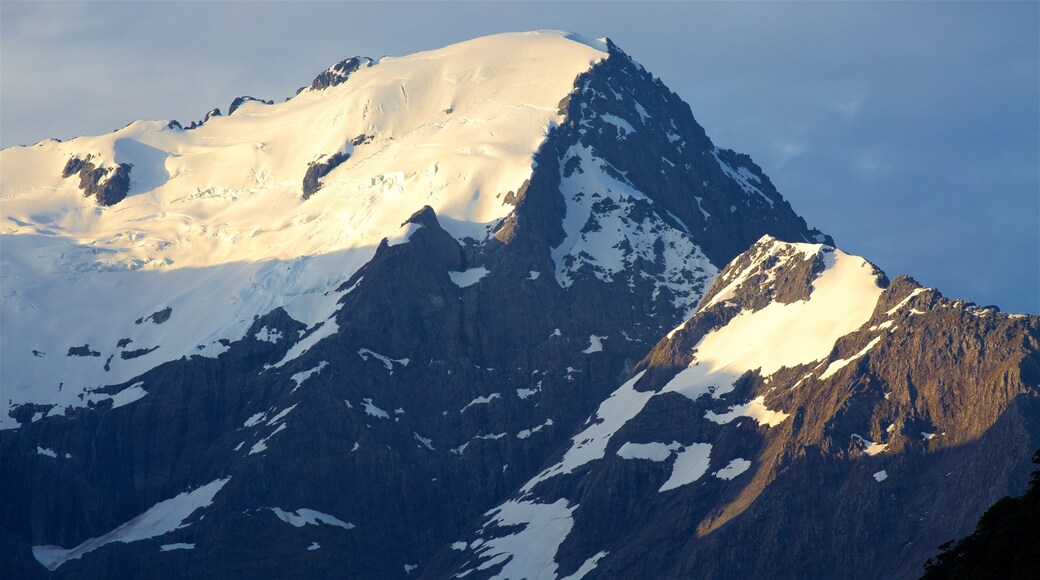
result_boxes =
[2,1,1037,313]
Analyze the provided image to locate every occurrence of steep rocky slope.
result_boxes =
[433,237,1040,579]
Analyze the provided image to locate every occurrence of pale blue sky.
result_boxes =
[2,1,1037,313]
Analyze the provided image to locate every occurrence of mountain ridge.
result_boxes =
[432,236,1039,579]
[2,31,1036,580]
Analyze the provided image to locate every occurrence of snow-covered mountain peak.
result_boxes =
[0,31,610,428]
[2,30,608,262]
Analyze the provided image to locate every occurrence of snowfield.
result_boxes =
[0,31,608,429]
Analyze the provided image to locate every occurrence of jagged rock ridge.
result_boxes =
[431,237,1039,579]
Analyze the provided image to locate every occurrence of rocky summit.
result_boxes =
[1,31,1036,580]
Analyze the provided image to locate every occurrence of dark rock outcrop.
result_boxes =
[301,152,350,199]
[135,307,171,325]
[66,345,100,358]
[119,347,158,360]
[228,96,274,115]
[61,155,132,206]
[309,57,373,91]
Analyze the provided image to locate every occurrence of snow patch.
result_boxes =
[521,372,650,493]
[362,398,389,419]
[449,267,490,288]
[266,404,297,426]
[660,443,713,492]
[561,550,609,580]
[704,396,789,428]
[160,543,194,552]
[358,348,409,371]
[270,507,355,530]
[868,320,895,331]
[551,145,715,315]
[852,434,888,456]
[90,381,148,410]
[249,423,287,455]
[819,337,882,380]
[243,412,267,428]
[387,222,423,247]
[516,419,553,440]
[886,288,928,316]
[254,326,283,343]
[516,384,540,399]
[714,458,751,480]
[712,149,773,207]
[459,499,576,579]
[461,393,501,412]
[599,113,636,135]
[616,441,680,462]
[582,335,605,354]
[271,319,340,370]
[414,433,435,450]
[33,477,229,570]
[291,361,328,391]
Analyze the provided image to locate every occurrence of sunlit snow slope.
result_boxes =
[0,31,608,428]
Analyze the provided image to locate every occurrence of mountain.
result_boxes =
[1,31,1036,579]
[430,237,1040,579]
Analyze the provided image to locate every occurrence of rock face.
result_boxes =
[309,56,373,91]
[228,96,274,115]
[301,152,351,199]
[60,155,131,206]
[1,33,1036,580]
